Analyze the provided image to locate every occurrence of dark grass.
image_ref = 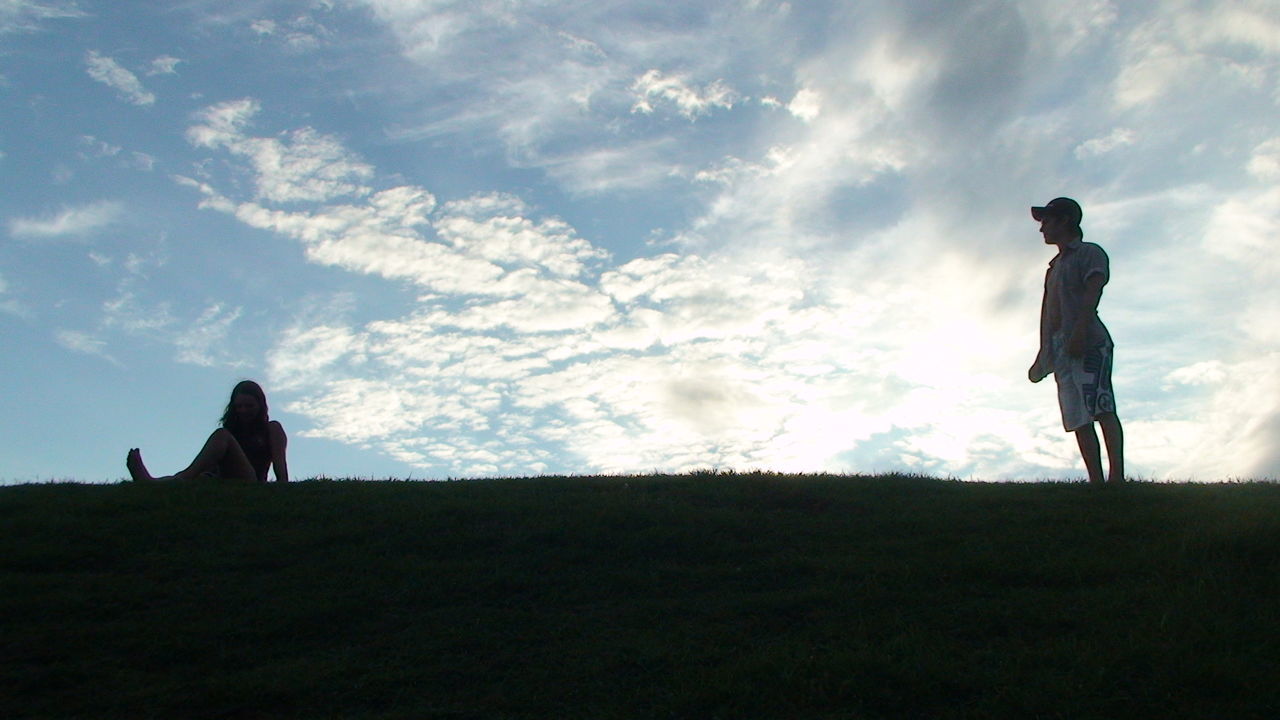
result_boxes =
[2,473,1279,719]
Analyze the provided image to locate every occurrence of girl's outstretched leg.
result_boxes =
[126,430,258,483]
[126,448,155,483]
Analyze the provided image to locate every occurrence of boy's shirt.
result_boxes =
[1032,239,1112,380]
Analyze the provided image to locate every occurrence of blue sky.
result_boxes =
[2,0,1277,483]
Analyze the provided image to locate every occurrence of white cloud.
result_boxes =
[147,55,182,75]
[9,200,123,238]
[786,87,822,122]
[0,271,27,316]
[0,0,86,34]
[55,329,119,365]
[433,200,607,277]
[185,97,259,147]
[1075,127,1136,158]
[1032,0,1119,55]
[1247,137,1280,180]
[1113,2,1280,110]
[539,139,682,194]
[1143,185,1280,478]
[1165,361,1227,387]
[1202,187,1280,345]
[174,303,245,367]
[268,323,368,390]
[630,69,739,119]
[288,378,446,444]
[98,276,251,370]
[130,152,156,171]
[75,136,156,171]
[164,1,1280,480]
[85,51,155,106]
[181,95,1063,477]
[188,99,373,203]
[1198,2,1280,53]
[102,290,175,333]
[358,1,792,194]
[249,15,328,51]
[78,135,121,157]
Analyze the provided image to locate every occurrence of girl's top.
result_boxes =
[231,427,272,483]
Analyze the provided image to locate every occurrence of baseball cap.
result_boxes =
[1031,197,1082,225]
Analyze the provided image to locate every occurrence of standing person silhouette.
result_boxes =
[126,380,289,483]
[1027,197,1125,485]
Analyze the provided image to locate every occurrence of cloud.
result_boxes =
[55,329,119,365]
[1075,128,1136,158]
[8,200,123,238]
[180,110,612,312]
[1165,361,1227,388]
[0,271,28,316]
[630,69,739,119]
[175,67,1064,478]
[97,271,251,370]
[248,15,328,51]
[786,87,821,122]
[0,0,86,34]
[147,55,182,75]
[359,0,801,193]
[1247,137,1280,180]
[85,51,155,106]
[130,152,156,171]
[78,135,121,157]
[102,290,175,333]
[1139,184,1280,479]
[435,194,608,277]
[187,99,373,203]
[174,303,245,367]
[173,1,1280,479]
[268,322,368,391]
[1112,2,1280,110]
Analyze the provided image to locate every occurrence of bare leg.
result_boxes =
[1074,424,1104,485]
[127,429,258,483]
[1098,412,1125,484]
[126,448,155,482]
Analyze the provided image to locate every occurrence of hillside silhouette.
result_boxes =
[3,474,1279,719]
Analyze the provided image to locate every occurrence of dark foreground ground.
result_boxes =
[2,474,1279,719]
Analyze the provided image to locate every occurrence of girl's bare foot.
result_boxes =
[126,448,155,483]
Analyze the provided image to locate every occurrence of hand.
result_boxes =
[1028,362,1045,383]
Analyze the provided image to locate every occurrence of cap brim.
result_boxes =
[1031,206,1049,221]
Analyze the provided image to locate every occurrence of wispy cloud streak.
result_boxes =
[9,200,123,238]
[85,51,155,106]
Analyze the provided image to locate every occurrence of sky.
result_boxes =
[1,0,1277,484]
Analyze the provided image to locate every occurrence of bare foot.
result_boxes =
[126,448,155,483]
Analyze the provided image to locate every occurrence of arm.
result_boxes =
[1028,353,1048,383]
[1028,280,1050,383]
[268,420,289,483]
[1066,273,1105,357]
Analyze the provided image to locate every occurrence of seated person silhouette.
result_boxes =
[126,380,289,483]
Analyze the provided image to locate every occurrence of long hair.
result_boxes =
[220,380,270,438]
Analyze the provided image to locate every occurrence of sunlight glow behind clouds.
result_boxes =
[170,0,1280,477]
[177,97,1078,477]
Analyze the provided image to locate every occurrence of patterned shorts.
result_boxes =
[1053,339,1117,432]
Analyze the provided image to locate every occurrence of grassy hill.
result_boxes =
[3,474,1278,719]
